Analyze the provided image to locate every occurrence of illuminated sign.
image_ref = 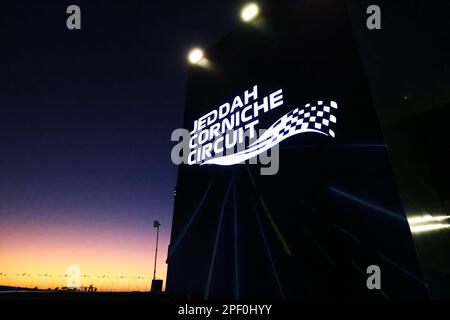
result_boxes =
[186,85,339,166]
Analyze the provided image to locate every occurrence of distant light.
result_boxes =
[411,223,450,234]
[408,214,450,234]
[408,214,450,225]
[240,3,260,23]
[187,48,205,65]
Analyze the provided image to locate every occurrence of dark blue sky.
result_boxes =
[0,0,251,232]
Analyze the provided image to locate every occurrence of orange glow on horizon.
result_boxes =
[0,213,170,292]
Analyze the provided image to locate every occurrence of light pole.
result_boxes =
[151,220,163,293]
[152,220,160,281]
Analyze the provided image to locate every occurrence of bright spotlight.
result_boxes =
[187,48,205,65]
[408,214,450,225]
[240,3,260,23]
[411,223,450,234]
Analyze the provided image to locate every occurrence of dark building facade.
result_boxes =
[166,0,428,299]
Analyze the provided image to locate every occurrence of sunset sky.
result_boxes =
[0,0,242,291]
[0,209,170,291]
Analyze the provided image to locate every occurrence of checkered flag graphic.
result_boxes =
[277,100,338,139]
[203,100,339,166]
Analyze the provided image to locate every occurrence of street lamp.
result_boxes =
[240,3,260,23]
[151,220,163,293]
[187,48,205,65]
[152,220,160,281]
